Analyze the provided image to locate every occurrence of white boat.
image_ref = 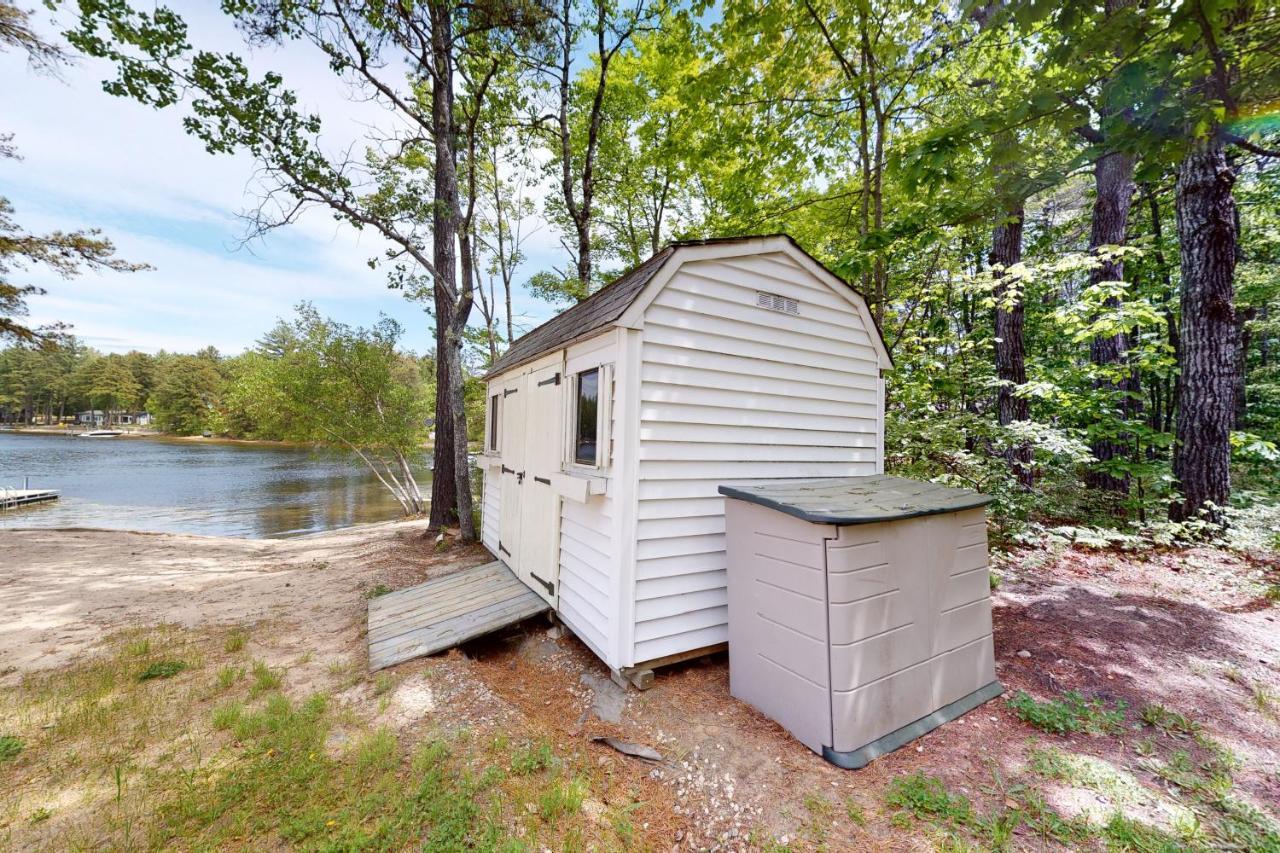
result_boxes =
[77,430,124,437]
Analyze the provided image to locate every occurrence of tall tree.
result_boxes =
[69,0,546,540]
[1167,0,1280,522]
[536,0,661,294]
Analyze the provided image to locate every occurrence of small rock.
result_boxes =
[546,625,565,640]
[1016,649,1031,658]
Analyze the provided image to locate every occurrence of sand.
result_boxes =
[0,520,457,678]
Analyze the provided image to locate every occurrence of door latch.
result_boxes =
[516,471,525,484]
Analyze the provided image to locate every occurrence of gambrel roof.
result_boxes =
[486,234,891,377]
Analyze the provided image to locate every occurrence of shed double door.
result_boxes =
[496,363,563,606]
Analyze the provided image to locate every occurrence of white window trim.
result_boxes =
[483,388,502,456]
[564,362,612,474]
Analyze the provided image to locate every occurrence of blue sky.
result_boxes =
[1,4,565,357]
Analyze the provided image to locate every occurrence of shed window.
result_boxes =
[488,393,500,452]
[573,368,599,466]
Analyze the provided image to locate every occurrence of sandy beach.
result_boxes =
[0,520,485,678]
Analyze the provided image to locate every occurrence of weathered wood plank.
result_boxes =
[369,596,548,671]
[368,584,532,642]
[368,564,509,620]
[367,560,549,671]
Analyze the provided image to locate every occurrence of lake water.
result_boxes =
[0,432,432,538]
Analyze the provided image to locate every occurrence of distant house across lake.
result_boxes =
[76,410,153,427]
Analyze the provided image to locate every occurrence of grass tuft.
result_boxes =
[216,665,243,689]
[1141,703,1201,736]
[138,660,188,681]
[0,734,24,761]
[364,583,393,599]
[1008,690,1127,735]
[249,660,282,695]
[538,777,585,823]
[886,772,974,825]
[211,701,243,730]
[511,739,556,775]
[223,630,248,653]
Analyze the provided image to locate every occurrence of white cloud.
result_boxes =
[1,2,569,355]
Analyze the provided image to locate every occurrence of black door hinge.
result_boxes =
[503,387,518,397]
[537,372,561,387]
[501,465,515,475]
[498,541,511,557]
[529,572,555,596]
[534,475,551,485]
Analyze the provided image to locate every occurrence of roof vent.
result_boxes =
[756,291,799,315]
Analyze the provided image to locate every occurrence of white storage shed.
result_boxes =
[481,234,893,685]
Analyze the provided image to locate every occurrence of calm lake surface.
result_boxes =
[0,432,432,538]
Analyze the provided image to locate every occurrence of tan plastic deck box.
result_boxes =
[718,476,1002,769]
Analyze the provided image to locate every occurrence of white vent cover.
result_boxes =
[756,291,799,315]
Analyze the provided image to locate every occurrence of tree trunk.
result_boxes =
[428,299,459,530]
[429,0,475,542]
[1086,148,1138,493]
[1171,137,1237,524]
[1233,307,1254,429]
[1146,186,1180,438]
[425,0,459,534]
[990,203,1032,488]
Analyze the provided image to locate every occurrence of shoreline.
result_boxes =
[0,426,437,451]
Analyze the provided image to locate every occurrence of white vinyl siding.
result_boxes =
[481,468,501,554]
[557,495,613,660]
[555,332,620,664]
[632,250,881,664]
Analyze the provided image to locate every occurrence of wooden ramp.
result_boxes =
[367,560,549,671]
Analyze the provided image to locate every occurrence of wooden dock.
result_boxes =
[0,489,59,511]
[367,560,549,671]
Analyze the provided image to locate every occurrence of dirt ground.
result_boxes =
[1,522,1278,850]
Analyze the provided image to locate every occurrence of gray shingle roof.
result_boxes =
[486,245,675,377]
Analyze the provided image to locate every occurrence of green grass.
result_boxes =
[138,659,188,681]
[215,665,243,689]
[1251,681,1278,717]
[210,701,242,730]
[1101,812,1189,851]
[365,583,394,599]
[511,739,556,775]
[1141,703,1202,737]
[1008,689,1128,735]
[538,777,585,823]
[0,625,641,850]
[886,772,974,825]
[223,630,248,653]
[0,734,23,761]
[249,659,282,695]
